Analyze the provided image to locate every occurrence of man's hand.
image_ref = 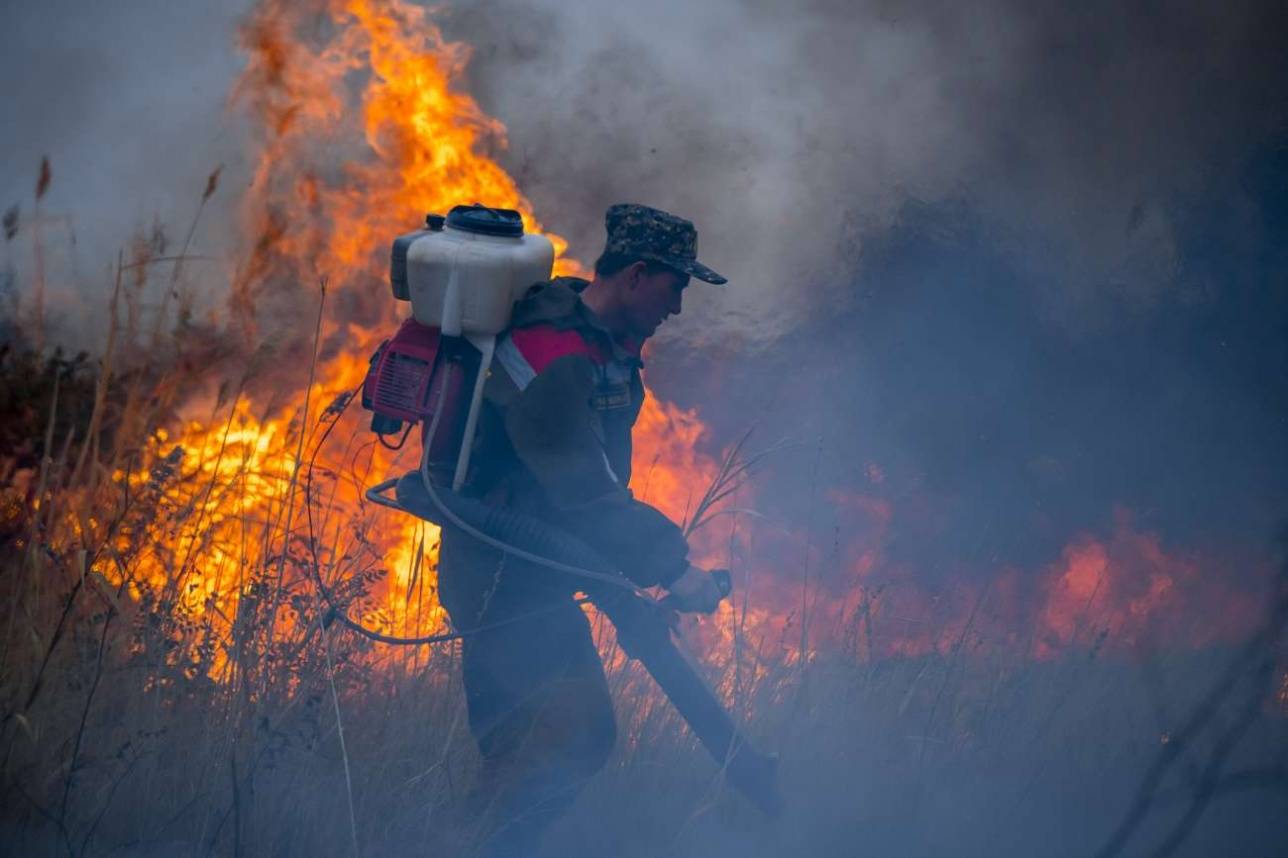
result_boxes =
[666,565,729,614]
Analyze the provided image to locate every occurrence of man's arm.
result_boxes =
[498,340,690,589]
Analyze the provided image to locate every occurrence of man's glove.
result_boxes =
[665,566,730,614]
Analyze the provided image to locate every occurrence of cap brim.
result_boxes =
[673,258,727,285]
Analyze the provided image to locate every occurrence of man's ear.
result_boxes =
[624,260,648,290]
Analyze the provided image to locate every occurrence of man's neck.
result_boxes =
[579,279,630,341]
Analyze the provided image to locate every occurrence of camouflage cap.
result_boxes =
[603,203,727,285]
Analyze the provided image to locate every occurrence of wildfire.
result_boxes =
[82,0,1256,687]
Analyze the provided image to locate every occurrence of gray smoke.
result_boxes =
[438,0,1288,576]
[3,0,1284,349]
[443,0,1287,346]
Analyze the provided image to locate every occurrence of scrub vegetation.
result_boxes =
[0,251,1285,856]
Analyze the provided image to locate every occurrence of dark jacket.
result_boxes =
[465,277,690,589]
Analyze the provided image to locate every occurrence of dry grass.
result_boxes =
[1,229,1286,858]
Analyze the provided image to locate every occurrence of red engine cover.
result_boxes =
[362,319,474,467]
[363,319,442,423]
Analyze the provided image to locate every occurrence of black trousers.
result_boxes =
[437,529,617,856]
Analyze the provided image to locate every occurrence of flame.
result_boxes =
[1032,512,1259,658]
[96,0,753,684]
[630,393,719,531]
[97,0,595,677]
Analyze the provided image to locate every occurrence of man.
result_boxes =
[436,204,729,854]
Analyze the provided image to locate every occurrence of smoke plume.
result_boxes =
[442,0,1288,345]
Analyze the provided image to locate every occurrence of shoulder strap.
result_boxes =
[510,278,591,330]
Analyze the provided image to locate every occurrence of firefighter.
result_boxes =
[437,203,729,854]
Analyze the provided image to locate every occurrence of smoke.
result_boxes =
[442,0,1288,345]
[4,0,1284,344]
[1,0,1284,575]
[0,0,252,344]
[432,0,1288,580]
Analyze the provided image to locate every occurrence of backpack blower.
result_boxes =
[359,204,780,814]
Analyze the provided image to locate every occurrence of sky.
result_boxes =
[2,0,1287,584]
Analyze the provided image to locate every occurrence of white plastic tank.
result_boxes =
[393,205,554,337]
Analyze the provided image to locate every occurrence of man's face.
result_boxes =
[623,263,687,341]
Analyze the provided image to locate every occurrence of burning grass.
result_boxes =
[2,0,1286,852]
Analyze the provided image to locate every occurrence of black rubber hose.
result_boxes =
[396,473,610,572]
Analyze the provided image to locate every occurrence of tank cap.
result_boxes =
[425,213,445,231]
[446,204,525,237]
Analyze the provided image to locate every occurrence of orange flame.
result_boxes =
[101,0,727,679]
